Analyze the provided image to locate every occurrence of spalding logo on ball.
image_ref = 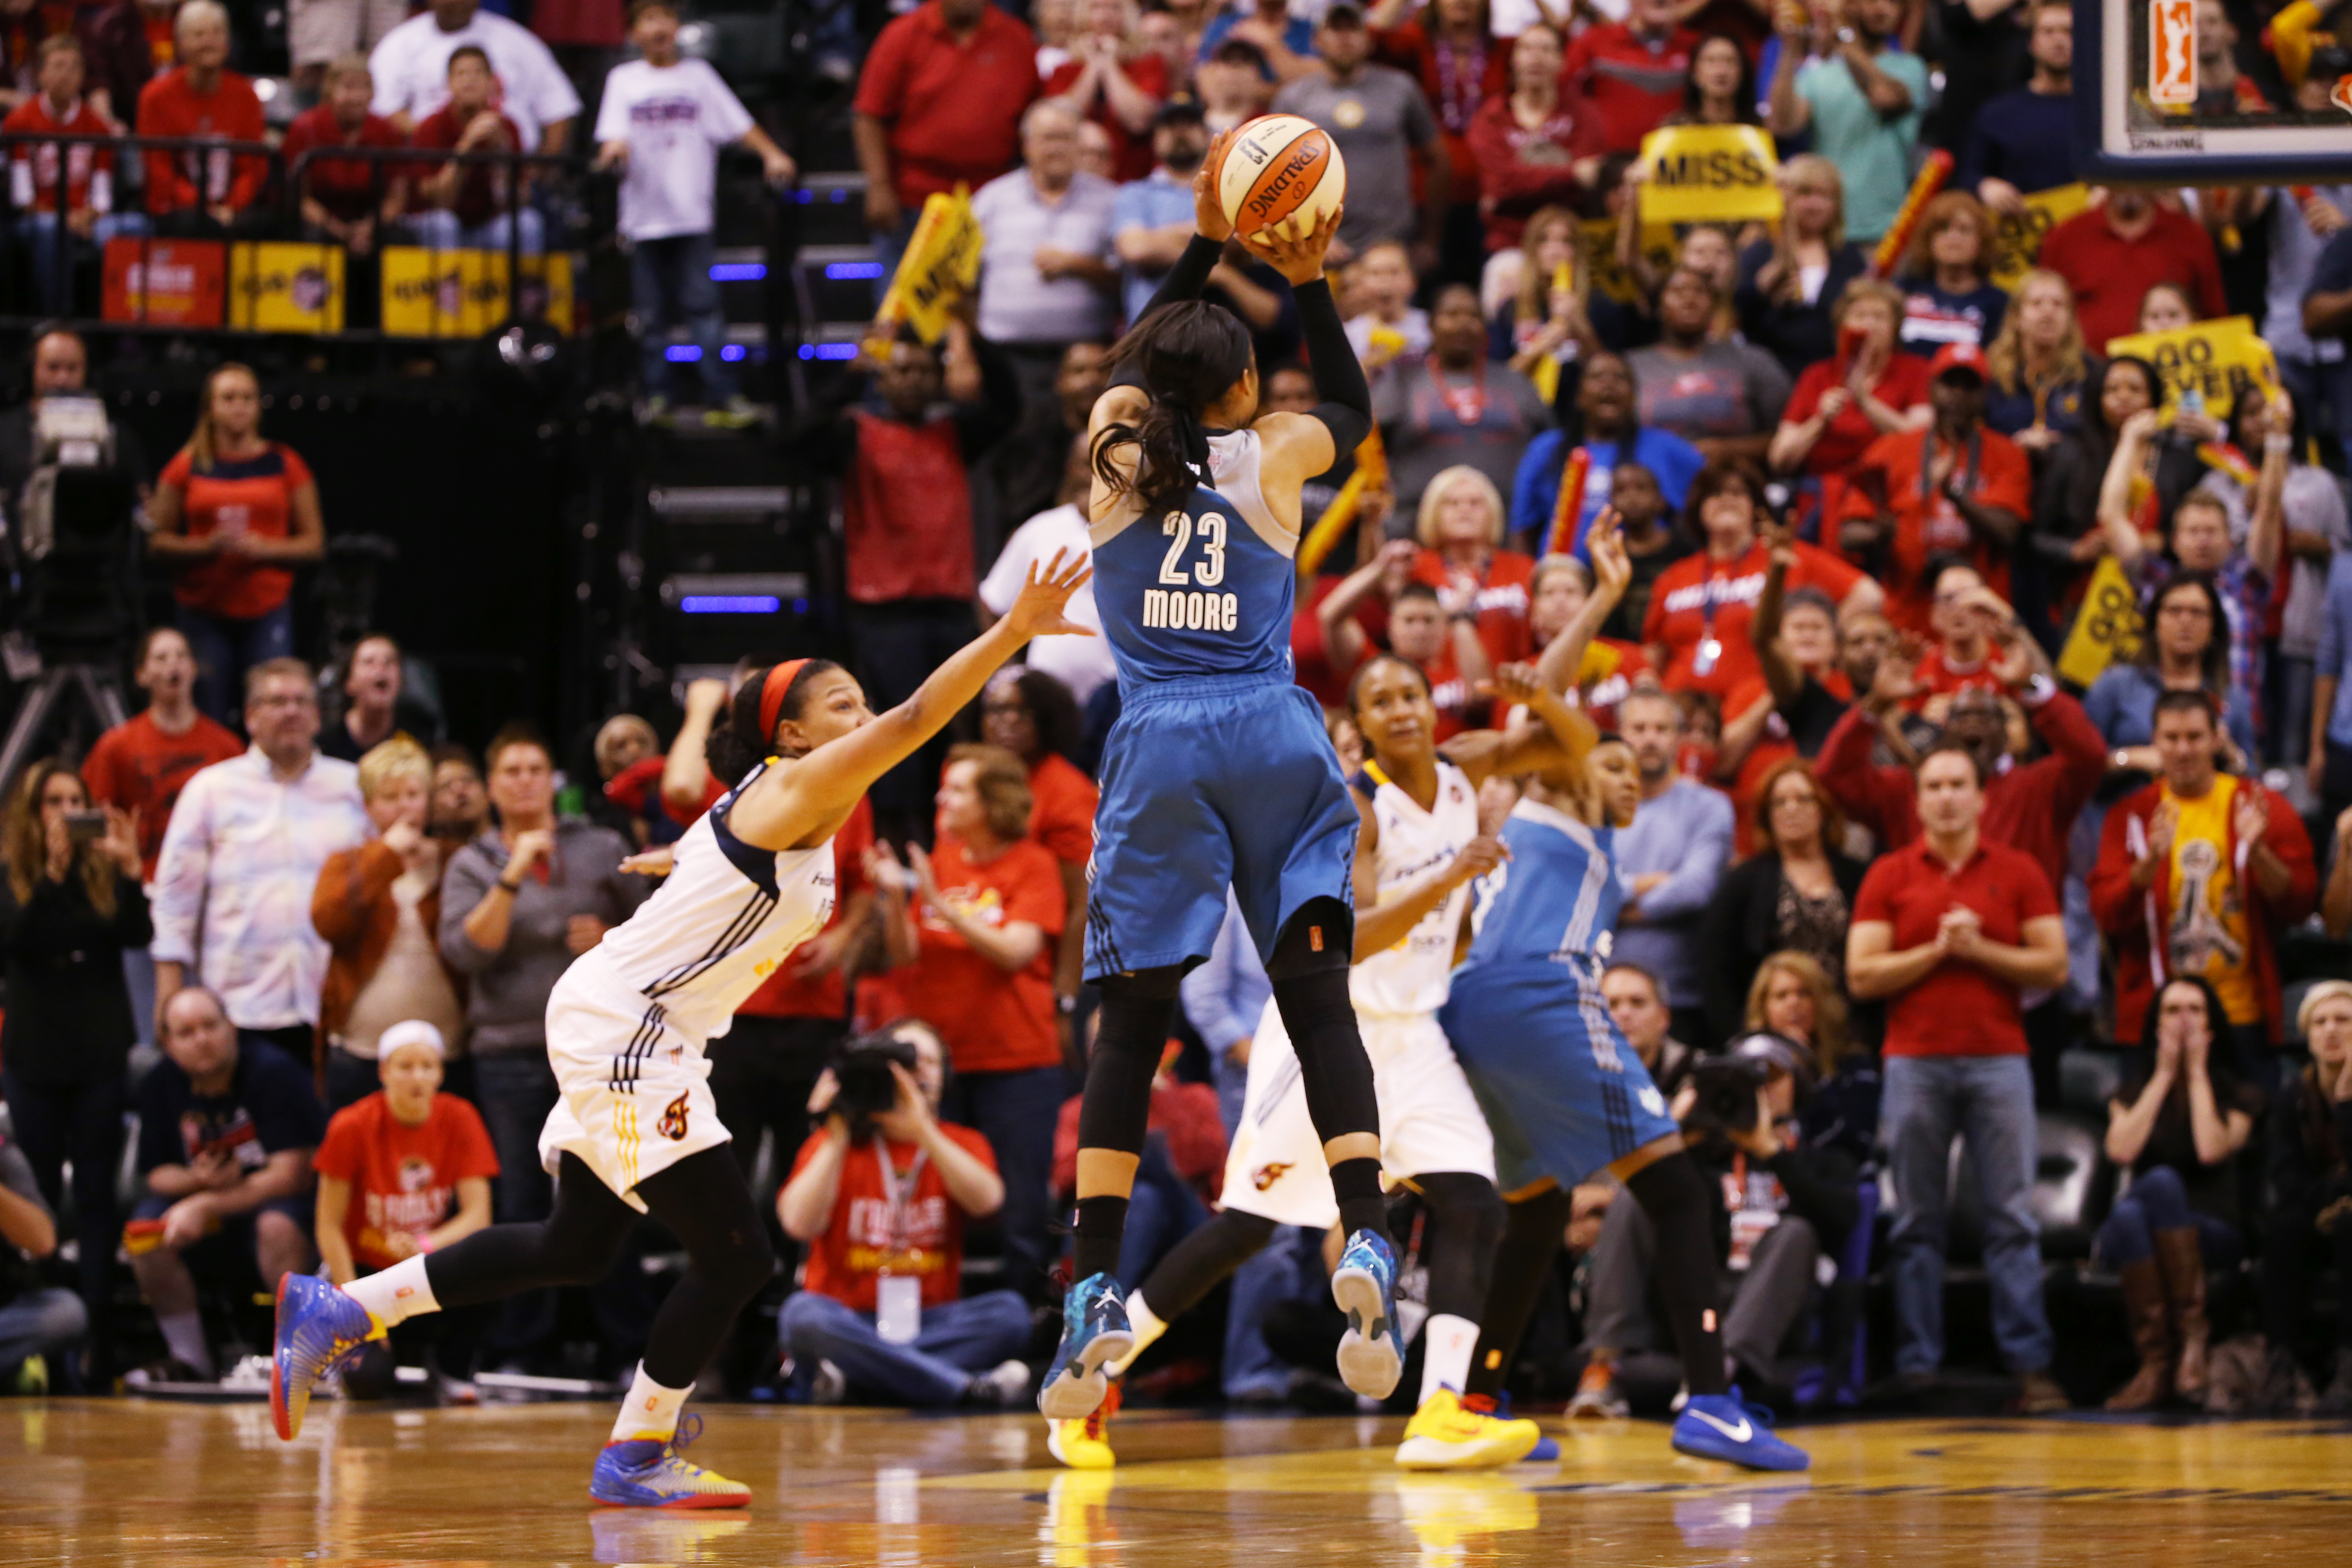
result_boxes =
[1215,114,1348,242]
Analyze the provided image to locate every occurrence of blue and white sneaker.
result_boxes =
[1670,1386,1810,1471]
[270,1273,380,1441]
[1330,1230,1403,1401]
[589,1415,752,1508]
[1038,1271,1135,1421]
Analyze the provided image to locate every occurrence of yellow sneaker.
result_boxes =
[1047,1381,1118,1470]
[1394,1388,1543,1470]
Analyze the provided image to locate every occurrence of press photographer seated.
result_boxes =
[1571,1032,1861,1420]
[774,1021,1033,1407]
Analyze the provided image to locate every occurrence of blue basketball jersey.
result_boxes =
[1462,797,1625,971]
[1088,429,1298,689]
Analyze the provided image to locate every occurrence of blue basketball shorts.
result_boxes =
[1438,957,1681,1193]
[1084,672,1357,981]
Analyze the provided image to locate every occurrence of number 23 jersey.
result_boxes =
[1089,428,1300,687]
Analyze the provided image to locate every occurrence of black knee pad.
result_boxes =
[1078,965,1187,1157]
[1266,897,1353,980]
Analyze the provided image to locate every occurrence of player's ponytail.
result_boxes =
[706,658,843,779]
[1094,300,1254,515]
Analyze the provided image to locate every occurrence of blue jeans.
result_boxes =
[1222,1224,1316,1399]
[176,600,294,725]
[469,1048,564,1357]
[1882,1054,2054,1375]
[940,1066,1066,1298]
[2096,1165,2242,1269]
[630,230,735,404]
[404,207,546,255]
[0,1287,86,1369]
[779,1288,1032,1405]
[15,211,147,315]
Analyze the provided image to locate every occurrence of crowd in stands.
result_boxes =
[8,0,2352,1430]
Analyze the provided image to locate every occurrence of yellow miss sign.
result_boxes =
[1637,126,1783,227]
[2102,315,2279,422]
[870,188,983,351]
[1988,182,2090,294]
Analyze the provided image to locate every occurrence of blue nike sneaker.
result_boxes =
[1038,1272,1135,1420]
[270,1273,380,1440]
[589,1415,752,1508]
[1670,1386,1810,1471]
[1330,1230,1403,1400]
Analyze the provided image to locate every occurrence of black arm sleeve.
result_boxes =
[1109,235,1227,391]
[1293,276,1370,455]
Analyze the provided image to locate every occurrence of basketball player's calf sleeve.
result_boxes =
[1464,1186,1571,1400]
[1415,1172,1505,1323]
[1134,1208,1278,1321]
[425,1154,638,1306]
[1075,972,1182,1158]
[1626,1154,1730,1398]
[635,1147,779,1389]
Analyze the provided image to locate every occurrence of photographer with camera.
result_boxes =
[1571,1033,1860,1421]
[0,328,149,519]
[775,1020,1033,1407]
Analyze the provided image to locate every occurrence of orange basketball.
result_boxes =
[1215,114,1348,243]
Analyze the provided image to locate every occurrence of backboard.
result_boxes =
[2076,0,2352,183]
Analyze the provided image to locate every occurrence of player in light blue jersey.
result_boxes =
[1040,134,1403,1424]
[1438,513,1810,1472]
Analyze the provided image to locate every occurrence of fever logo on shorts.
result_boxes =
[658,1093,691,1142]
[1252,1162,1294,1191]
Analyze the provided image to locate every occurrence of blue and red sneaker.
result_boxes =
[270,1273,380,1440]
[589,1416,753,1508]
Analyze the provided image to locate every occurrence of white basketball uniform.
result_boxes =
[1221,759,1495,1228]
[538,761,836,1210]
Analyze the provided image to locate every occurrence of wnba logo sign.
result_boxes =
[2148,0,2197,107]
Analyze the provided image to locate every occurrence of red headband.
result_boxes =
[756,659,811,745]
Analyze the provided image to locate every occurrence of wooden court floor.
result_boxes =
[8,1398,2352,1566]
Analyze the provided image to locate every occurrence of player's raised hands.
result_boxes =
[1241,205,1345,286]
[1193,129,1238,243]
[1001,549,1096,642]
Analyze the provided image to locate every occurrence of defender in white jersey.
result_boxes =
[270,555,1094,1508]
[1049,656,1596,1474]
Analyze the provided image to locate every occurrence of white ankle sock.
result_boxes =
[1104,1291,1167,1380]
[611,1365,691,1444]
[1420,1314,1480,1407]
[158,1310,214,1377]
[343,1255,438,1330]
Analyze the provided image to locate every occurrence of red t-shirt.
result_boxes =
[1025,752,1097,872]
[1716,669,1852,858]
[158,443,315,620]
[1851,837,2059,1058]
[740,796,876,1021]
[411,103,525,227]
[530,0,625,48]
[134,67,268,211]
[311,1092,499,1273]
[81,708,244,878]
[853,0,1040,207]
[1910,641,1999,709]
[791,1122,996,1310]
[881,834,1066,1073]
[1837,426,2032,634]
[280,105,410,223]
[3,94,116,212]
[1642,539,1864,700]
[1411,547,1535,672]
[1042,50,1169,185]
[2037,205,2228,351]
[1784,353,1932,480]
[1560,22,1699,155]
[844,410,977,603]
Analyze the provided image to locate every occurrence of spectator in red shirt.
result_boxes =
[5,35,143,315]
[870,745,1067,1296]
[312,1020,497,1401]
[1411,462,1536,673]
[2038,189,2227,352]
[1375,0,1508,258]
[409,46,545,254]
[282,53,411,258]
[853,0,1039,289]
[1906,564,2004,706]
[775,1020,1034,1406]
[146,364,328,723]
[1836,342,2032,634]
[1560,0,1698,155]
[1767,278,1931,524]
[1847,743,2069,1411]
[1043,0,1169,185]
[1465,23,1602,252]
[979,668,1097,1021]
[81,627,242,882]
[1320,554,1492,740]
[133,0,268,233]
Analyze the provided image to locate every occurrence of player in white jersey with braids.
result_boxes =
[1049,655,1594,1471]
[269,555,1093,1507]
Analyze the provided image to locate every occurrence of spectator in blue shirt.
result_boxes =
[1612,688,1736,1045]
[1508,350,1704,553]
[1110,100,1210,323]
[1960,0,2078,215]
[1765,0,1927,247]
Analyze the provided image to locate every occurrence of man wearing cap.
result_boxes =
[1572,1031,1862,1420]
[1272,2,1448,269]
[1835,341,2033,637]
[311,1019,500,1401]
